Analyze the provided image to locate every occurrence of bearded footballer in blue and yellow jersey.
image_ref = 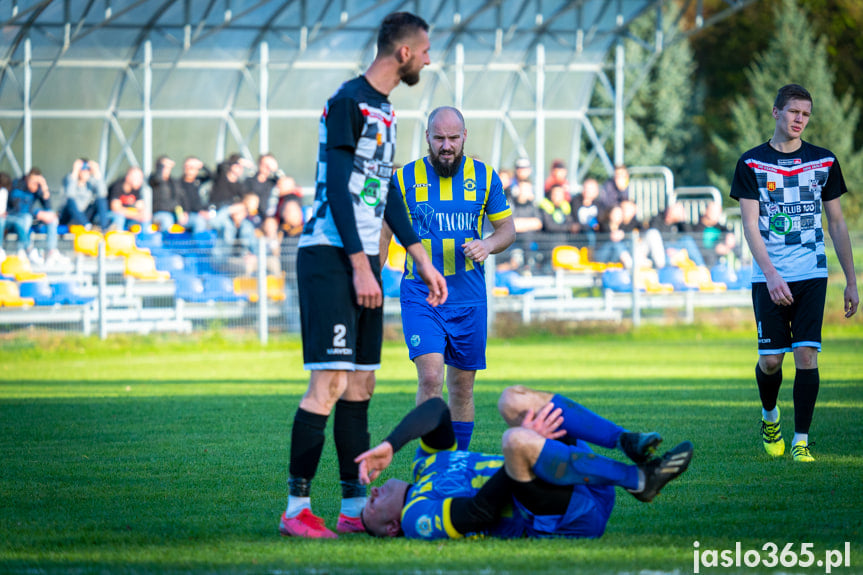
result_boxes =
[355,385,694,540]
[384,107,516,452]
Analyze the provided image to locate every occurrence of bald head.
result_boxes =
[426,107,466,178]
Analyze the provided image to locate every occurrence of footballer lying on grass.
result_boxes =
[355,384,693,539]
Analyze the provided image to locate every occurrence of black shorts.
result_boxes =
[752,277,827,355]
[297,245,383,371]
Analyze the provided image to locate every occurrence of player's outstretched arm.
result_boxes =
[408,244,448,307]
[354,397,454,483]
[824,198,859,318]
[356,441,394,484]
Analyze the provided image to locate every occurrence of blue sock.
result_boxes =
[533,438,639,490]
[551,394,625,449]
[452,421,474,451]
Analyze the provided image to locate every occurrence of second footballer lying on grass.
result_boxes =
[355,385,694,539]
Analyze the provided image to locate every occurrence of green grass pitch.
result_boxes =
[1,323,861,574]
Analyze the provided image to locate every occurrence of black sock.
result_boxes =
[288,408,328,495]
[334,399,370,484]
[793,368,820,434]
[756,363,782,411]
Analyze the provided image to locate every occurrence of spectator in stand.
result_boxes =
[498,169,513,196]
[0,171,12,260]
[149,155,187,232]
[177,156,212,235]
[543,159,571,199]
[60,159,118,231]
[570,178,601,248]
[594,204,633,268]
[694,200,738,268]
[276,194,306,239]
[508,159,542,235]
[7,168,65,265]
[245,153,280,215]
[597,164,631,216]
[209,153,251,244]
[538,183,576,234]
[108,167,148,231]
[646,201,706,268]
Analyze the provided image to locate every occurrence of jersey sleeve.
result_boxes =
[822,157,848,202]
[485,169,512,221]
[325,97,363,151]
[729,156,759,201]
[401,496,460,540]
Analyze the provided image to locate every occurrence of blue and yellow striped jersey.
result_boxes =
[392,156,512,306]
[401,448,523,540]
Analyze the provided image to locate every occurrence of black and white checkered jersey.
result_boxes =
[731,140,848,283]
[299,75,396,256]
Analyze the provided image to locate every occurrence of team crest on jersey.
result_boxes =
[766,182,777,192]
[464,179,476,192]
[416,515,433,537]
[411,334,421,347]
[360,178,382,206]
[809,178,823,194]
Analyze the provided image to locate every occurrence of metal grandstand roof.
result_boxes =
[0,0,756,190]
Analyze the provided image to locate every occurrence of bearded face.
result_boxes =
[426,109,466,179]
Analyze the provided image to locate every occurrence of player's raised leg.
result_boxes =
[498,385,661,463]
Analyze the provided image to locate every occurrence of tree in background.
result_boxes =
[586,4,704,186]
[708,0,862,224]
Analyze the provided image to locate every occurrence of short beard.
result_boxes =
[429,148,463,178]
[399,63,421,87]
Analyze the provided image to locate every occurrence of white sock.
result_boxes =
[285,496,311,518]
[340,496,366,518]
[762,407,779,423]
[792,433,808,446]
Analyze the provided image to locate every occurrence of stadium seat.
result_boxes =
[601,269,633,293]
[18,280,58,306]
[125,253,171,281]
[105,230,151,257]
[552,245,622,272]
[52,281,96,305]
[684,266,727,292]
[73,230,103,257]
[154,253,185,276]
[0,255,47,281]
[637,268,673,293]
[233,274,287,302]
[176,274,245,303]
[0,280,35,307]
[658,266,695,291]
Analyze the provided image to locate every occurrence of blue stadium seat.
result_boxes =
[52,281,96,305]
[658,266,696,291]
[18,281,59,306]
[381,266,401,298]
[601,269,633,293]
[155,253,186,276]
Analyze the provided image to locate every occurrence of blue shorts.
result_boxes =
[400,299,487,371]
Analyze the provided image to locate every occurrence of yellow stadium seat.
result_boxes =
[683,266,727,292]
[125,253,170,281]
[0,255,47,281]
[0,280,35,307]
[105,231,150,257]
[169,224,186,234]
[68,224,87,235]
[387,238,406,270]
[73,230,103,256]
[552,245,622,273]
[233,274,287,302]
[637,268,674,293]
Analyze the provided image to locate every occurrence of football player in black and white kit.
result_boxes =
[279,12,448,539]
[730,84,858,463]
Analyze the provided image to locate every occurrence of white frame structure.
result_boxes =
[1,0,756,191]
